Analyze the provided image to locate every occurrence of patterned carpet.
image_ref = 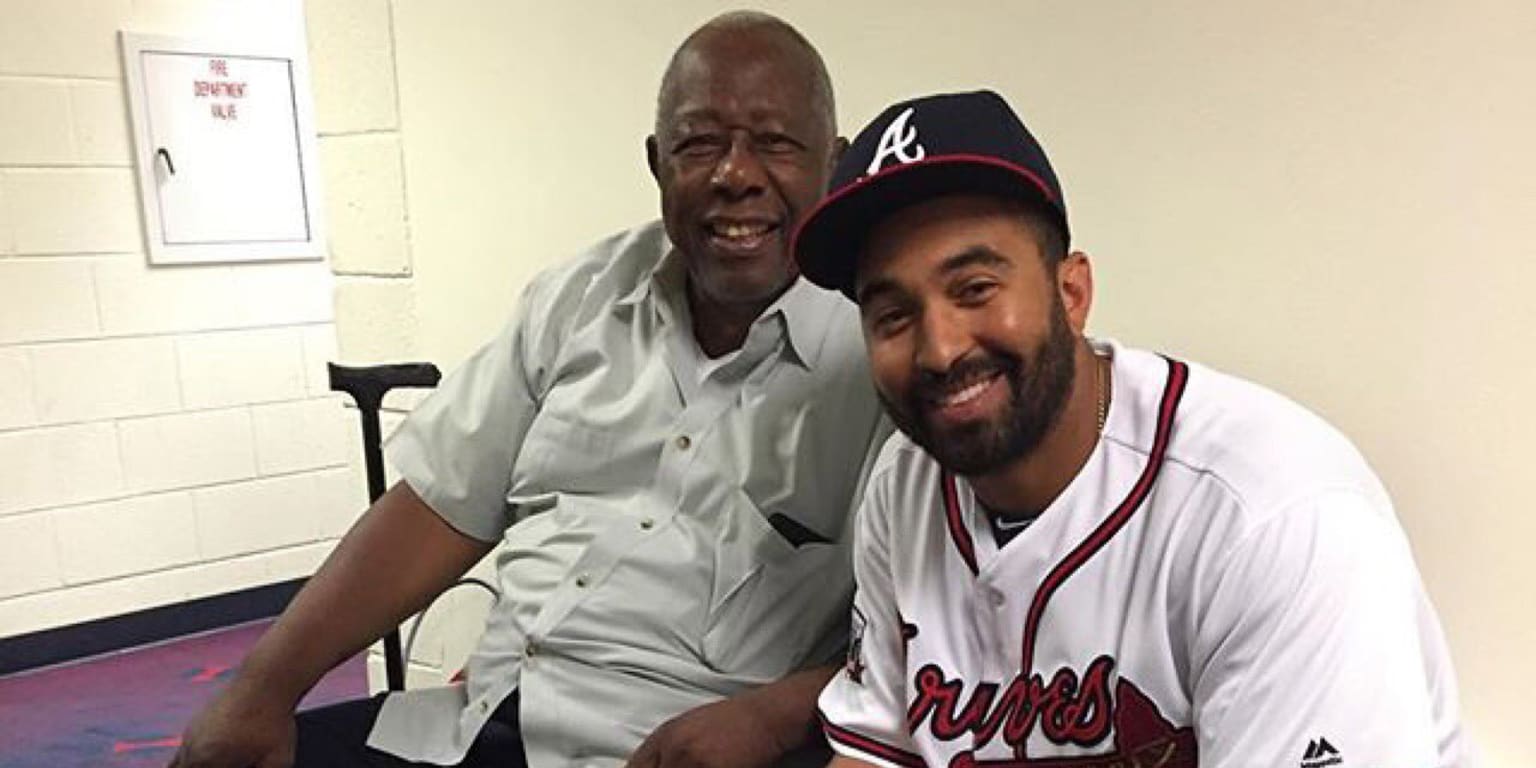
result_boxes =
[0,619,368,768]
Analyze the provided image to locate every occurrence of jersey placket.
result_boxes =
[961,487,1020,740]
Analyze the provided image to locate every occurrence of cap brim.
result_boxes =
[793,155,1065,301]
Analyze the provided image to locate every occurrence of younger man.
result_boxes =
[792,90,1468,767]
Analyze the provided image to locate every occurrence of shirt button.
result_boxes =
[479,700,490,714]
[989,590,1006,607]
[639,517,655,530]
[675,435,691,450]
[574,573,591,588]
[525,642,538,657]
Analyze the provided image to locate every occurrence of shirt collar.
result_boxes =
[764,275,838,371]
[613,241,842,371]
[612,247,675,310]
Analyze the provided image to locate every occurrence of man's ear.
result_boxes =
[645,135,660,181]
[1058,250,1095,334]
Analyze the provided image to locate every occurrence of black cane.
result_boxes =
[328,362,441,691]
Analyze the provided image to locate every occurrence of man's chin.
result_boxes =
[926,443,1012,478]
[691,265,796,308]
[905,420,1010,476]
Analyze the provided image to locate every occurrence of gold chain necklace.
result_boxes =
[1094,353,1109,435]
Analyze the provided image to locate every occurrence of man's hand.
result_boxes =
[625,666,838,768]
[624,694,786,768]
[166,481,491,767]
[167,686,295,768]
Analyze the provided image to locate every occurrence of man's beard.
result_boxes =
[882,300,1078,477]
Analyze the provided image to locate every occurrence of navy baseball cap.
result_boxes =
[792,90,1068,300]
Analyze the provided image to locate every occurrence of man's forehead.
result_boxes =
[665,99,798,127]
[659,87,818,139]
[855,201,1042,294]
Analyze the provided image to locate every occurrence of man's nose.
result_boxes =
[913,308,971,375]
[709,135,768,198]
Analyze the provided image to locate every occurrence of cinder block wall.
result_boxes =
[307,0,419,362]
[303,0,494,692]
[0,1,366,640]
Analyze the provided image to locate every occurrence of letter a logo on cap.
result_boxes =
[866,106,926,175]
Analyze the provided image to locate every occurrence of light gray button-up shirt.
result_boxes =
[368,221,889,766]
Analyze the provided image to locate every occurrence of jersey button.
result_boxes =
[640,517,655,530]
[675,435,691,450]
[989,590,1006,607]
[574,573,591,588]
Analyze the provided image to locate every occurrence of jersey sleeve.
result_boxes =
[1190,488,1451,767]
[382,273,554,543]
[818,470,926,768]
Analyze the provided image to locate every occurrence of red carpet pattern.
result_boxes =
[0,619,367,767]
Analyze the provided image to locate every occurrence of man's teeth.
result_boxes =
[939,376,997,407]
[714,223,771,239]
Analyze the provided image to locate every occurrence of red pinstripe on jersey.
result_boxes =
[942,469,978,575]
[1017,358,1188,672]
[821,711,927,767]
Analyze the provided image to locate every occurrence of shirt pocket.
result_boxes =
[701,501,851,681]
[510,410,617,497]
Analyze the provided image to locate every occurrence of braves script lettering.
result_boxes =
[904,659,1198,767]
[866,106,926,174]
[908,656,1115,750]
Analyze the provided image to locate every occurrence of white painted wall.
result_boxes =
[0,0,366,638]
[384,1,1535,764]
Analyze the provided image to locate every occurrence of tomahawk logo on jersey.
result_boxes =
[817,344,1466,768]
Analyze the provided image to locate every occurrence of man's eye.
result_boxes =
[675,136,725,158]
[755,133,802,154]
[955,280,997,303]
[871,308,912,336]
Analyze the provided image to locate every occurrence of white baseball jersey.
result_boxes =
[820,340,1469,768]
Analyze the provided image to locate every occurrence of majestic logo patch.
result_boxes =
[906,658,1196,766]
[866,106,926,174]
[845,606,868,684]
[1301,737,1342,768]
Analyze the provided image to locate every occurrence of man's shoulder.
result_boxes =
[503,221,670,356]
[1179,358,1370,479]
[524,220,670,306]
[1113,345,1388,529]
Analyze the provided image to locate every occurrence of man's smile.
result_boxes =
[704,216,782,256]
[920,369,1008,427]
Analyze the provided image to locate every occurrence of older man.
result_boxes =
[795,90,1468,767]
[172,12,887,768]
